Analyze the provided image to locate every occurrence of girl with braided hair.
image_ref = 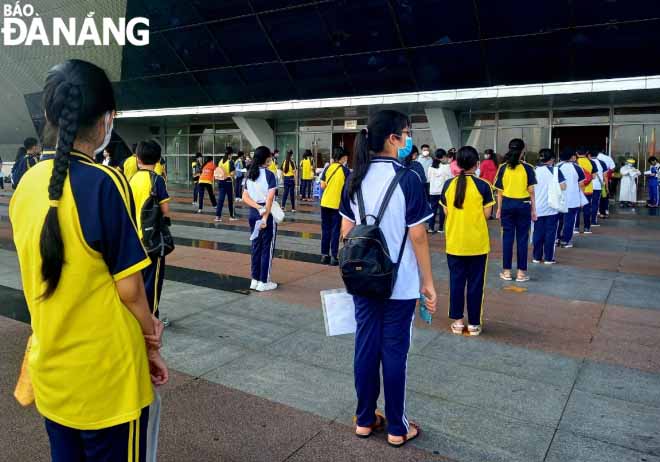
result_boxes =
[9,59,168,462]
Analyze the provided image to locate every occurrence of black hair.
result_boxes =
[539,148,555,164]
[649,156,658,163]
[303,149,312,159]
[195,152,202,159]
[432,148,446,168]
[505,138,525,169]
[349,110,410,198]
[136,140,161,166]
[484,148,499,166]
[453,146,479,209]
[559,148,574,162]
[283,149,295,174]
[332,146,345,161]
[15,146,27,162]
[403,145,419,167]
[248,146,272,181]
[204,156,213,165]
[447,148,456,160]
[576,147,587,156]
[24,137,38,151]
[237,151,245,158]
[421,144,430,150]
[131,143,137,153]
[39,59,116,299]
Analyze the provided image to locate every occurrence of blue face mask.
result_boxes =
[397,136,413,162]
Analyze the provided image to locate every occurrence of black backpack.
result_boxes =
[140,171,175,258]
[338,168,409,299]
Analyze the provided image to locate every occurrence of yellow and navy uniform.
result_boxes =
[577,156,594,195]
[268,160,278,175]
[9,150,153,431]
[218,159,235,180]
[282,159,296,177]
[494,162,537,199]
[320,162,349,210]
[440,175,495,256]
[300,158,314,180]
[123,154,163,180]
[440,174,494,327]
[130,169,170,315]
[40,150,56,161]
[494,162,537,272]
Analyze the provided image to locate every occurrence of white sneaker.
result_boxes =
[532,259,541,264]
[468,325,482,336]
[229,217,239,221]
[256,282,278,292]
[250,279,258,290]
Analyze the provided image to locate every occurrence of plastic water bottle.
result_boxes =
[419,295,432,325]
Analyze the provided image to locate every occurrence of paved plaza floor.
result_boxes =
[1,188,659,462]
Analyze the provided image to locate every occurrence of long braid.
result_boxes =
[39,82,80,298]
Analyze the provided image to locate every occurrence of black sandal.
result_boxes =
[354,411,386,439]
[387,422,421,448]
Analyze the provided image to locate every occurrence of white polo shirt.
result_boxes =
[340,157,432,300]
[246,167,277,204]
[558,161,586,209]
[534,164,566,217]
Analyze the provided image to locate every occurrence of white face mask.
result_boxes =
[422,150,430,157]
[94,112,113,155]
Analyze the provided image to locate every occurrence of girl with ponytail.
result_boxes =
[493,138,538,282]
[9,59,167,460]
[341,110,436,447]
[439,146,495,336]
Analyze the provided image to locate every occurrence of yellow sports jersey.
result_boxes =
[577,157,594,195]
[440,175,495,256]
[268,161,278,175]
[301,158,314,180]
[494,162,537,199]
[129,170,171,240]
[281,160,296,177]
[9,151,153,430]
[320,163,349,210]
[123,155,163,180]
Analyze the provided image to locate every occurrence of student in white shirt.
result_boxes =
[532,149,566,264]
[427,149,452,233]
[588,149,604,227]
[556,150,586,248]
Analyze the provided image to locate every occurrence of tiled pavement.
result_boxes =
[1,188,659,462]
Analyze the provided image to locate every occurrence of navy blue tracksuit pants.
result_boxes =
[447,254,488,326]
[320,206,340,258]
[300,179,313,199]
[428,194,445,231]
[501,198,531,271]
[590,190,601,225]
[142,255,165,318]
[249,208,276,283]
[576,194,592,231]
[354,296,415,437]
[557,207,579,244]
[45,407,149,462]
[216,180,235,218]
[532,214,559,262]
[282,177,296,210]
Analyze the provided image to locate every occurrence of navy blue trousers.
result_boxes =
[590,190,601,225]
[648,179,659,206]
[192,179,199,202]
[428,194,445,231]
[532,214,559,262]
[282,177,296,210]
[354,296,416,437]
[557,207,579,244]
[216,180,235,218]
[45,407,149,462]
[320,206,340,258]
[447,254,488,326]
[501,199,531,271]
[576,194,592,231]
[234,175,243,200]
[249,208,276,283]
[142,255,165,318]
[300,179,313,199]
[198,183,216,210]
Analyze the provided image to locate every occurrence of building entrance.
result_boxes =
[551,126,610,156]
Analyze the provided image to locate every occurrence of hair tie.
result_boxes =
[49,200,60,208]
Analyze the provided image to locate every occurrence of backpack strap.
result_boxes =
[375,168,408,225]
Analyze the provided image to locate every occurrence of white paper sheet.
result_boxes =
[320,288,356,336]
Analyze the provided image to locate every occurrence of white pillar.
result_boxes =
[232,117,274,150]
[425,108,460,150]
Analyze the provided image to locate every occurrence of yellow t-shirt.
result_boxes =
[129,170,171,240]
[494,162,537,199]
[440,175,495,256]
[281,159,296,177]
[320,163,348,210]
[577,157,594,195]
[268,161,278,175]
[123,155,163,180]
[300,158,314,180]
[9,151,153,430]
